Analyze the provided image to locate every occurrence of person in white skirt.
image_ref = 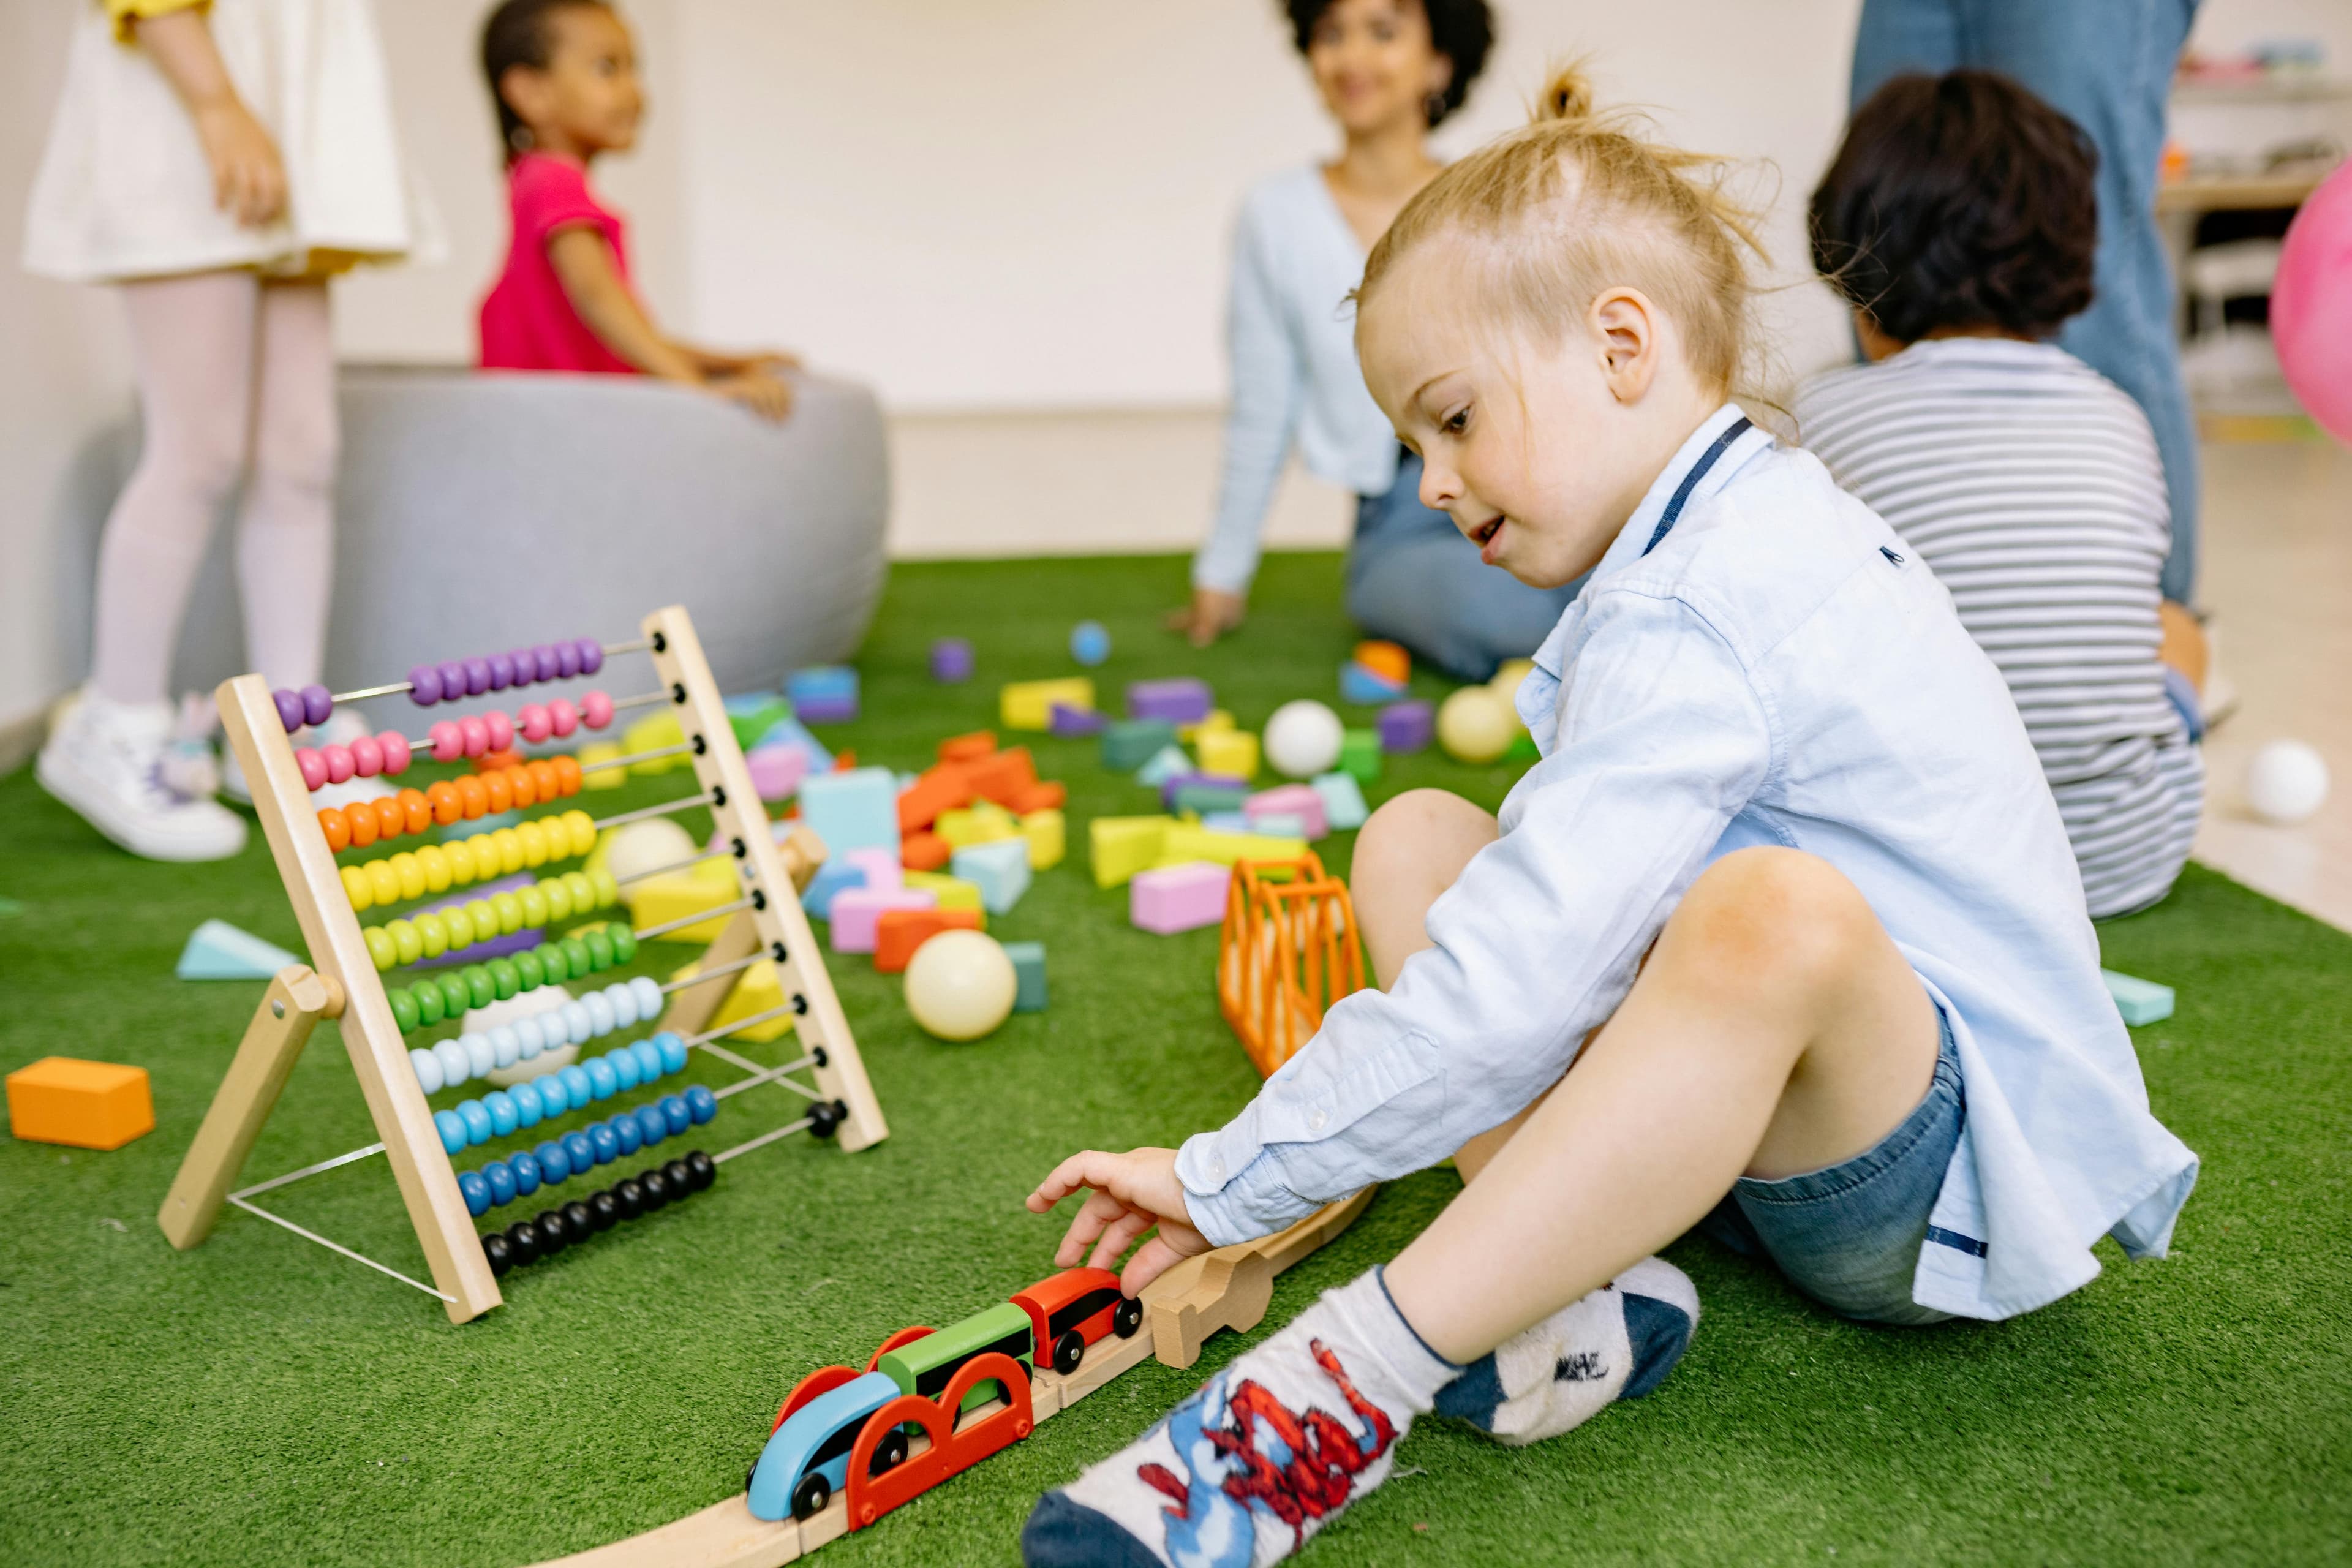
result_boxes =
[26,0,433,861]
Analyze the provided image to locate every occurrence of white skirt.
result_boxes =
[23,0,440,283]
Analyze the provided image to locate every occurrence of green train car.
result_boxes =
[875,1302,1033,1415]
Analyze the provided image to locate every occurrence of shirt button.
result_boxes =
[1308,1110,1327,1131]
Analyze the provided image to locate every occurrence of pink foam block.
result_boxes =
[842,846,904,894]
[1129,861,1229,935]
[747,743,809,801]
[827,888,935,953]
[1245,784,1327,840]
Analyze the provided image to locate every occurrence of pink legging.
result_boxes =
[89,270,337,705]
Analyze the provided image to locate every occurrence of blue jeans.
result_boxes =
[1346,451,1581,682]
[1852,0,2201,603]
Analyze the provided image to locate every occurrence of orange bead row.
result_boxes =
[317,756,585,853]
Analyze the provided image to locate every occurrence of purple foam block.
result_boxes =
[1161,771,1249,812]
[1126,677,1213,724]
[1049,703,1107,737]
[413,872,544,967]
[795,694,859,724]
[930,638,975,683]
[1378,699,1433,753]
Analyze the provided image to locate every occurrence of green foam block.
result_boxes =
[2102,968,2175,1026]
[177,919,301,981]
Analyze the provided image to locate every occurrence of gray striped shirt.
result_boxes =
[1796,339,2201,918]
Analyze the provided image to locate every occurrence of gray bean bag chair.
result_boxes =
[57,366,889,700]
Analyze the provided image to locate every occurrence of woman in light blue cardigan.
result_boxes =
[1171,0,1577,680]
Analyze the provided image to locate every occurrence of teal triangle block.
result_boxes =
[177,919,302,981]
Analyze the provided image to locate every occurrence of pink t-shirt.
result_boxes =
[478,153,638,374]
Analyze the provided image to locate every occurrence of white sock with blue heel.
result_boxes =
[1432,1255,1699,1444]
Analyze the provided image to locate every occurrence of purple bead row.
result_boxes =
[408,639,606,710]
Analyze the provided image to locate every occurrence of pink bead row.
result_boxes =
[291,690,617,793]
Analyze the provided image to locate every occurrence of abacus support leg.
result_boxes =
[159,963,345,1250]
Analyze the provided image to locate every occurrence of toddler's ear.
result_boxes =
[1591,288,1661,403]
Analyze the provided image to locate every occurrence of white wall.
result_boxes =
[671,0,1866,410]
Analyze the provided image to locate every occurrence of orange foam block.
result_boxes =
[1353,640,1409,687]
[1012,780,1067,815]
[967,745,1039,808]
[902,831,951,871]
[939,731,998,763]
[6,1057,154,1150]
[898,764,975,833]
[873,906,986,973]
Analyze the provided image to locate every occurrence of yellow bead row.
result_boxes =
[340,810,598,914]
[360,865,622,971]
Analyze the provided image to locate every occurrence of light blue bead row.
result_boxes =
[455,1083,718,1216]
[432,1030,689,1156]
[409,976,667,1097]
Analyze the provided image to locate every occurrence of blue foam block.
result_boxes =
[1003,940,1047,1012]
[753,713,834,773]
[787,666,859,704]
[177,919,301,981]
[951,837,1033,915]
[799,766,900,856]
[801,860,870,919]
[2101,968,2175,1026]
[1310,771,1370,831]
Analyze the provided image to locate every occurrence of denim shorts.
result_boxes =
[1697,1005,1963,1327]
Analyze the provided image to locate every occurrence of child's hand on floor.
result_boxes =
[1027,1147,1208,1295]
[705,368,794,421]
[1164,587,1246,648]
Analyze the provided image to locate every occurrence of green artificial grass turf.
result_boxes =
[1,550,2347,1567]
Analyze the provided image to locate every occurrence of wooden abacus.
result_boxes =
[159,606,886,1324]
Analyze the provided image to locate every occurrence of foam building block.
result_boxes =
[951,837,1033,914]
[1354,640,1411,687]
[1195,728,1259,782]
[176,919,300,981]
[1251,812,1310,839]
[1172,779,1251,818]
[1012,780,1066,814]
[577,740,628,790]
[631,859,742,943]
[1247,783,1329,840]
[842,846,904,894]
[1102,718,1178,771]
[1202,811,1251,834]
[1127,678,1213,724]
[1091,815,1175,888]
[940,730,998,763]
[902,832,951,872]
[898,764,976,834]
[752,712,833,772]
[725,695,793,749]
[747,743,809,802]
[1137,744,1194,789]
[788,666,859,724]
[2102,968,2176,1026]
[1131,862,1229,935]
[1338,729,1382,784]
[668,954,794,1042]
[1003,940,1047,1011]
[1019,807,1066,870]
[1161,822,1308,867]
[1179,709,1235,744]
[875,907,984,973]
[938,800,1021,848]
[801,858,869,919]
[1311,771,1370,831]
[799,766,900,857]
[1001,677,1096,731]
[829,886,935,953]
[931,638,974,682]
[1161,769,1248,811]
[1378,700,1433,753]
[1340,660,1408,706]
[1050,703,1107,737]
[967,746,1039,807]
[6,1057,154,1150]
[622,712,690,775]
[904,871,986,916]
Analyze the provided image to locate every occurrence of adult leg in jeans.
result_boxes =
[1852,0,2203,603]
[235,281,338,691]
[1346,451,1580,682]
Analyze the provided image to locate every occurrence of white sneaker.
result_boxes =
[37,687,249,862]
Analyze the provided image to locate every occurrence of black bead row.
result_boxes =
[480,1150,717,1276]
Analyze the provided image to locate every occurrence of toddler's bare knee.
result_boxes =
[1356,788,1487,875]
[1673,848,1876,995]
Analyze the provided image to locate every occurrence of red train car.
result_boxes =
[1011,1266,1144,1374]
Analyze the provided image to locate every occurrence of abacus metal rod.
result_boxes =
[633,895,755,943]
[682,1005,798,1052]
[579,741,694,774]
[590,791,718,833]
[712,1115,817,1165]
[692,1038,766,1077]
[609,688,672,712]
[655,946,764,990]
[225,1194,454,1302]
[228,1140,388,1200]
[712,1052,823,1102]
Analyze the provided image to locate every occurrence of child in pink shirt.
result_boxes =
[477,0,793,417]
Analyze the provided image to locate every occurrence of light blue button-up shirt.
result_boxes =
[1175,405,2197,1322]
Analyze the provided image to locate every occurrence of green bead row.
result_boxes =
[384,924,640,1036]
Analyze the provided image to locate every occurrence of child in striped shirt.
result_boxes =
[1796,69,2206,918]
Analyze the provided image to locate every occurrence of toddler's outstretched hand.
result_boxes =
[707,368,794,421]
[1028,1147,1208,1296]
[1164,586,1246,648]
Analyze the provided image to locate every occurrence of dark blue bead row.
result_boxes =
[456,1084,717,1216]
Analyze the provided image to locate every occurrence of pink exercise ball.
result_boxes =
[2273,160,2352,447]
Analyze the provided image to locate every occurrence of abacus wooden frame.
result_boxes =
[159,604,888,1324]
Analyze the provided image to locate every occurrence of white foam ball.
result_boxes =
[2246,739,2330,824]
[903,930,1018,1042]
[603,817,698,886]
[409,1048,444,1095]
[1264,699,1345,780]
[1438,687,1516,764]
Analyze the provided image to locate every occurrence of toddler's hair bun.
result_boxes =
[1537,64,1599,126]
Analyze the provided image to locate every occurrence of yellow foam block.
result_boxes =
[577,740,628,790]
[1000,677,1095,732]
[1177,709,1235,743]
[1194,728,1260,782]
[666,956,796,1043]
[1019,807,1066,870]
[938,801,1021,848]
[622,712,692,775]
[6,1057,153,1150]
[624,858,739,943]
[1090,814,1176,888]
[903,872,987,924]
[1160,823,1307,868]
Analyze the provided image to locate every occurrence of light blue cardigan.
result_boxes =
[1192,166,1403,594]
